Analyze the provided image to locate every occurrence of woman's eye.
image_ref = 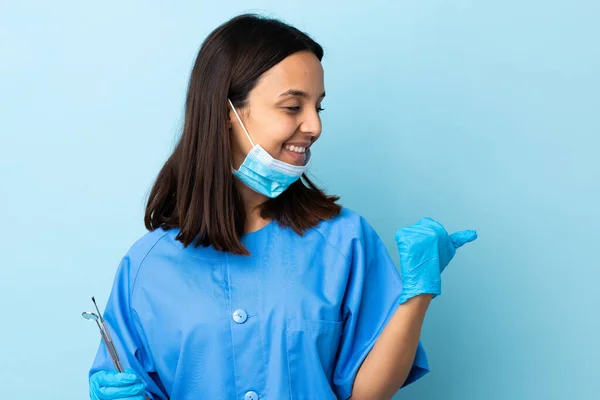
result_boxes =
[284,106,325,113]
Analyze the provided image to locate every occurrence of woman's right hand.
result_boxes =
[89,369,147,400]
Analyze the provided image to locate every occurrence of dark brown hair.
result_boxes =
[144,13,341,255]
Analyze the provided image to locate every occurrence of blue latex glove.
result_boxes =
[89,369,147,400]
[395,217,477,303]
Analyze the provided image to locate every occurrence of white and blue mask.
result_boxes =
[228,99,311,198]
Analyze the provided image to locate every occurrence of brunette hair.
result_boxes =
[144,13,341,255]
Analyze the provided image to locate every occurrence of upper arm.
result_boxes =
[332,218,429,399]
[89,255,168,399]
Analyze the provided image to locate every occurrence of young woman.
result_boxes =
[88,13,477,400]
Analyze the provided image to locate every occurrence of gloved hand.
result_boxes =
[395,217,477,303]
[89,369,147,400]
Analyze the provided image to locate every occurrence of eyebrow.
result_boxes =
[279,89,326,99]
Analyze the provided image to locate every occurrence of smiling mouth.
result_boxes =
[283,144,307,154]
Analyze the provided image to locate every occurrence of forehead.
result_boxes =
[253,51,325,98]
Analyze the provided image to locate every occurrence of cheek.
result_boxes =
[260,122,297,156]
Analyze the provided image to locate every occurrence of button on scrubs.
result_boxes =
[90,208,429,399]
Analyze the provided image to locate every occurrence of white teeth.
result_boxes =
[285,145,306,154]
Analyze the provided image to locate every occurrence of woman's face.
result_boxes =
[229,51,325,168]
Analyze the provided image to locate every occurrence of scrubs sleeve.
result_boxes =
[332,219,429,400]
[89,255,168,400]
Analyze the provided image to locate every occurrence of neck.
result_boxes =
[235,180,272,233]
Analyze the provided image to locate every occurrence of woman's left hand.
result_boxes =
[395,217,478,303]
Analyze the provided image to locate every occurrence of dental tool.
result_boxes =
[82,298,124,373]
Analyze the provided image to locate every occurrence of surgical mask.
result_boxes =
[228,99,310,198]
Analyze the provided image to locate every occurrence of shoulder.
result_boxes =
[115,227,173,284]
[313,207,383,259]
[315,207,378,238]
[118,226,225,281]
[123,227,172,266]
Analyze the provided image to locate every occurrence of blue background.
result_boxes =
[1,1,598,398]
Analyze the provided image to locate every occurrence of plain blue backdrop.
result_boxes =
[1,1,598,398]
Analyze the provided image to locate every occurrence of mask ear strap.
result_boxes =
[228,99,255,147]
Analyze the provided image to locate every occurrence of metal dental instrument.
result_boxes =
[82,297,125,373]
[90,296,124,372]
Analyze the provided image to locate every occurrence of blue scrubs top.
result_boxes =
[90,208,429,399]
